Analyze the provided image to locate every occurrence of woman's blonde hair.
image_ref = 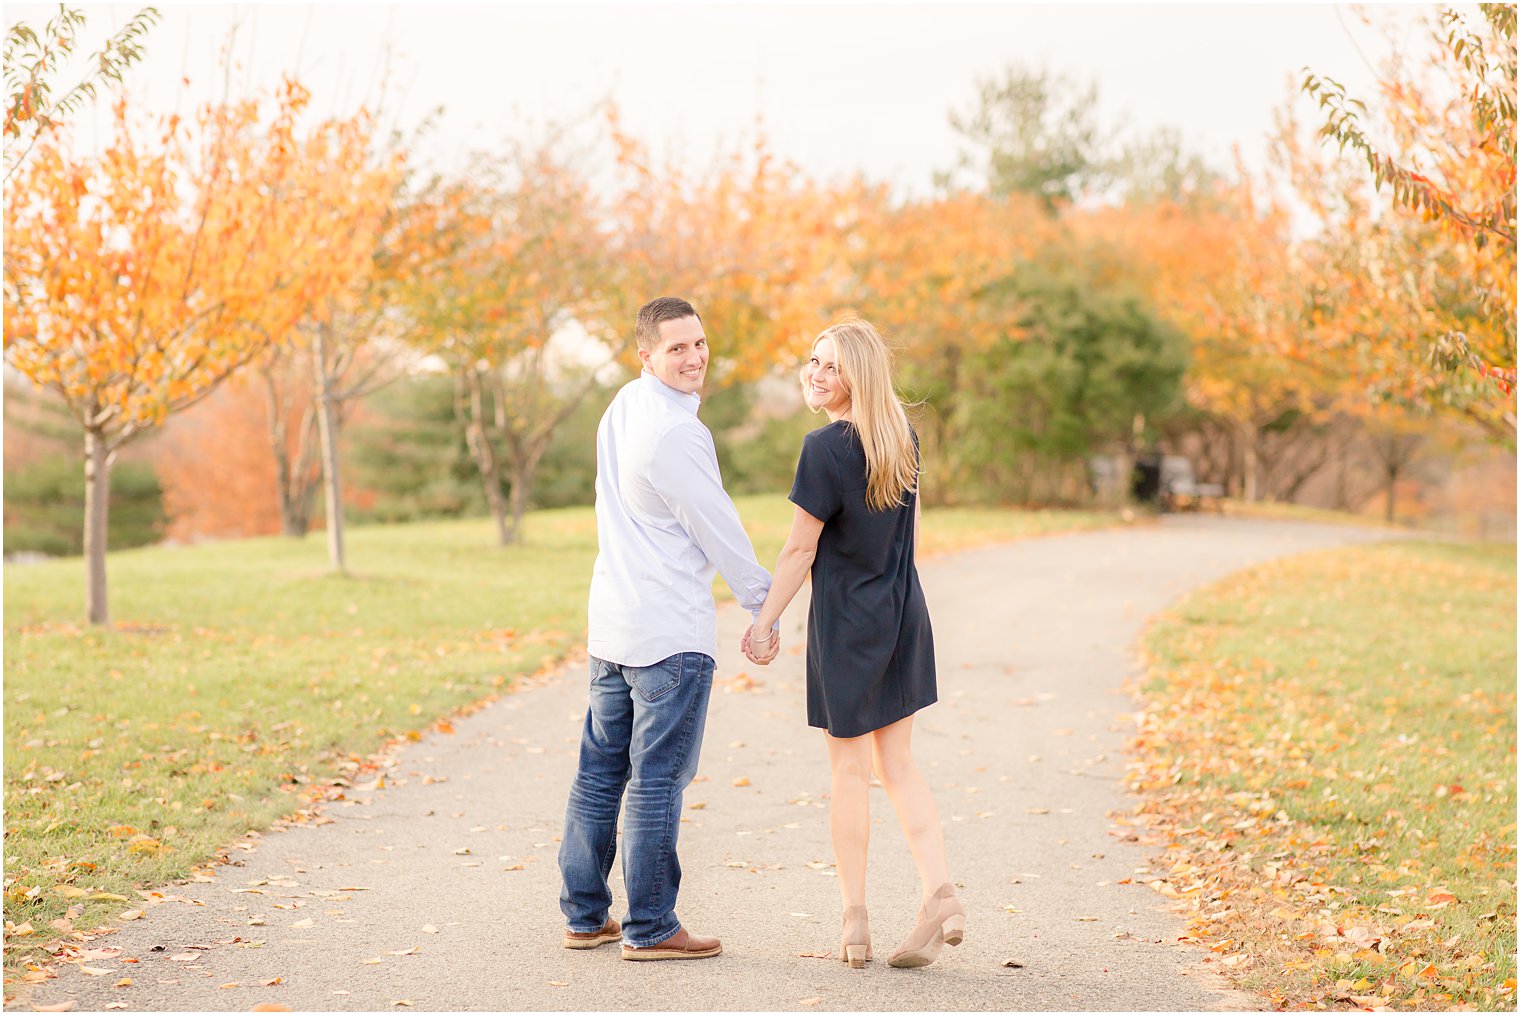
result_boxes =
[811,317,918,512]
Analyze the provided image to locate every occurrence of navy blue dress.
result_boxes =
[788,421,937,739]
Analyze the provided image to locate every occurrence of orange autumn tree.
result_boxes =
[3,80,380,623]
[286,119,407,573]
[1304,3,1516,443]
[854,188,1057,495]
[402,135,611,546]
[681,140,865,380]
[1267,103,1469,519]
[1072,175,1326,501]
[604,111,856,383]
[153,111,405,558]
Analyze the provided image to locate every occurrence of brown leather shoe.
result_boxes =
[564,917,621,950]
[620,926,722,961]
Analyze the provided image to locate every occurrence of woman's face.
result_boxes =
[804,337,850,417]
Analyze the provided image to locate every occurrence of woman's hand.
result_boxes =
[742,624,780,665]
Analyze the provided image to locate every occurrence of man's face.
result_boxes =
[640,315,709,395]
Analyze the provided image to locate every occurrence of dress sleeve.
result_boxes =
[789,429,842,522]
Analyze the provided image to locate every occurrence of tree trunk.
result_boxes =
[314,325,347,573]
[83,427,111,626]
[282,486,315,537]
[264,365,322,537]
[1370,431,1423,526]
[457,369,511,546]
[505,443,548,546]
[1237,421,1260,502]
[1278,445,1331,503]
[506,463,532,545]
[283,405,322,536]
[1333,430,1350,511]
[273,457,305,536]
[264,358,323,537]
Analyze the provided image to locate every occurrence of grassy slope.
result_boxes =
[1132,541,1516,1011]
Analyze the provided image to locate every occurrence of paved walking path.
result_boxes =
[20,516,1399,1013]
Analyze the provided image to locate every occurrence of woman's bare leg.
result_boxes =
[869,715,950,901]
[825,732,874,908]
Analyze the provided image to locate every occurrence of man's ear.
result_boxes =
[637,346,652,368]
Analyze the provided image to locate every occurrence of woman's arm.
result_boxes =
[752,504,826,637]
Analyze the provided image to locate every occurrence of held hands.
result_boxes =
[742,624,780,666]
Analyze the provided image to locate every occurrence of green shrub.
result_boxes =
[3,458,165,557]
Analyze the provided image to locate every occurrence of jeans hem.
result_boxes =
[624,922,683,949]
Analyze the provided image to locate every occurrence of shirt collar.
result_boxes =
[640,369,702,416]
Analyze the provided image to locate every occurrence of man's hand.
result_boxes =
[741,625,780,666]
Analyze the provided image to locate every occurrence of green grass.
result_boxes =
[3,496,1127,977]
[1138,540,1517,1010]
[733,495,1130,570]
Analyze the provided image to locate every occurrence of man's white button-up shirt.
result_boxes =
[587,371,772,667]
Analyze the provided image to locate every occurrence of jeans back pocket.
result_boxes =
[629,654,683,702]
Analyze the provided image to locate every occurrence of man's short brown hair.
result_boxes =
[635,297,700,351]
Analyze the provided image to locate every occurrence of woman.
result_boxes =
[743,318,963,970]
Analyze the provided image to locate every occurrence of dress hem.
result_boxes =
[808,696,938,740]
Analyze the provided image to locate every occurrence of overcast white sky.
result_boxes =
[9,2,1437,196]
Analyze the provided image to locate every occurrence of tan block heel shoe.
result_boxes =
[886,883,965,968]
[840,905,872,969]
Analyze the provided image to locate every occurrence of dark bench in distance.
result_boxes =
[1160,455,1225,513]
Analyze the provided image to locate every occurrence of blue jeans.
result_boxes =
[558,652,715,948]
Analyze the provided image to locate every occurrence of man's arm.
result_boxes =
[648,421,772,614]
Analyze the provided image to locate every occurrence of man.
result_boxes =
[558,297,779,961]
